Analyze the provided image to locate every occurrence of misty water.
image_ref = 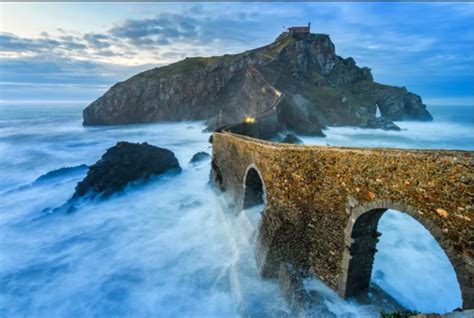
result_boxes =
[0,104,472,317]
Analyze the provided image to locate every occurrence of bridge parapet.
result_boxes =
[210,131,474,309]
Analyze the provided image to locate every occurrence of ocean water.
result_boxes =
[300,105,474,150]
[0,104,471,317]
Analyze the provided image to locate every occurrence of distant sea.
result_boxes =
[0,104,472,317]
[300,104,474,150]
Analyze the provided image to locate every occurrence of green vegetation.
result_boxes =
[262,35,295,56]
[308,70,324,83]
[143,55,226,79]
[307,86,341,103]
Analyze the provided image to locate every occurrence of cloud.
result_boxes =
[0,31,136,63]
[0,33,49,52]
[0,56,159,104]
[108,14,198,46]
[160,51,187,60]
[0,2,472,103]
[0,32,87,55]
[83,33,112,49]
[0,5,281,66]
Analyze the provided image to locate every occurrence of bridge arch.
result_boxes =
[338,199,470,309]
[242,164,267,210]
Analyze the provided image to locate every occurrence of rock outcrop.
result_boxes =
[189,151,211,164]
[83,31,432,135]
[74,142,181,198]
[362,117,401,131]
[282,133,304,144]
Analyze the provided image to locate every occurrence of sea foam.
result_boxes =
[0,104,468,317]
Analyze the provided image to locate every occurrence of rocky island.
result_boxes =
[83,25,432,136]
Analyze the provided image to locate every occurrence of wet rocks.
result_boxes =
[189,151,211,164]
[362,117,401,131]
[282,133,303,144]
[74,142,181,198]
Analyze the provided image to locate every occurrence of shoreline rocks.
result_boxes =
[362,117,401,131]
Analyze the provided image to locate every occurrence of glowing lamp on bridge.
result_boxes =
[274,90,282,97]
[244,116,256,124]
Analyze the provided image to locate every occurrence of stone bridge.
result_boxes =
[210,131,474,309]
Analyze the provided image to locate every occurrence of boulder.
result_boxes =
[189,151,211,164]
[362,117,401,131]
[282,134,303,144]
[74,142,181,198]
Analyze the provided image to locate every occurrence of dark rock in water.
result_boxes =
[74,142,181,198]
[189,151,211,164]
[282,134,303,144]
[83,30,432,136]
[34,164,88,185]
[362,117,401,131]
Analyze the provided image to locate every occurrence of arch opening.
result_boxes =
[243,167,265,210]
[242,166,265,227]
[344,208,463,313]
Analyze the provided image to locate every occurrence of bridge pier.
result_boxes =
[340,208,385,297]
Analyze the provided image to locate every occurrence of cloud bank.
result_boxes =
[0,2,472,105]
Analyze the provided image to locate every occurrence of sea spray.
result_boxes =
[0,104,468,317]
[374,210,462,313]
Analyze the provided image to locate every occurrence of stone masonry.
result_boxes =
[210,131,474,309]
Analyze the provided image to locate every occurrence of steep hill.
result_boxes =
[83,31,432,135]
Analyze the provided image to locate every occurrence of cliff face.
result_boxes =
[83,32,432,134]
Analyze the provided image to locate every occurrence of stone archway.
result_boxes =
[338,199,471,309]
[242,164,266,210]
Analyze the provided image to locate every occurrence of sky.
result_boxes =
[0,2,473,106]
